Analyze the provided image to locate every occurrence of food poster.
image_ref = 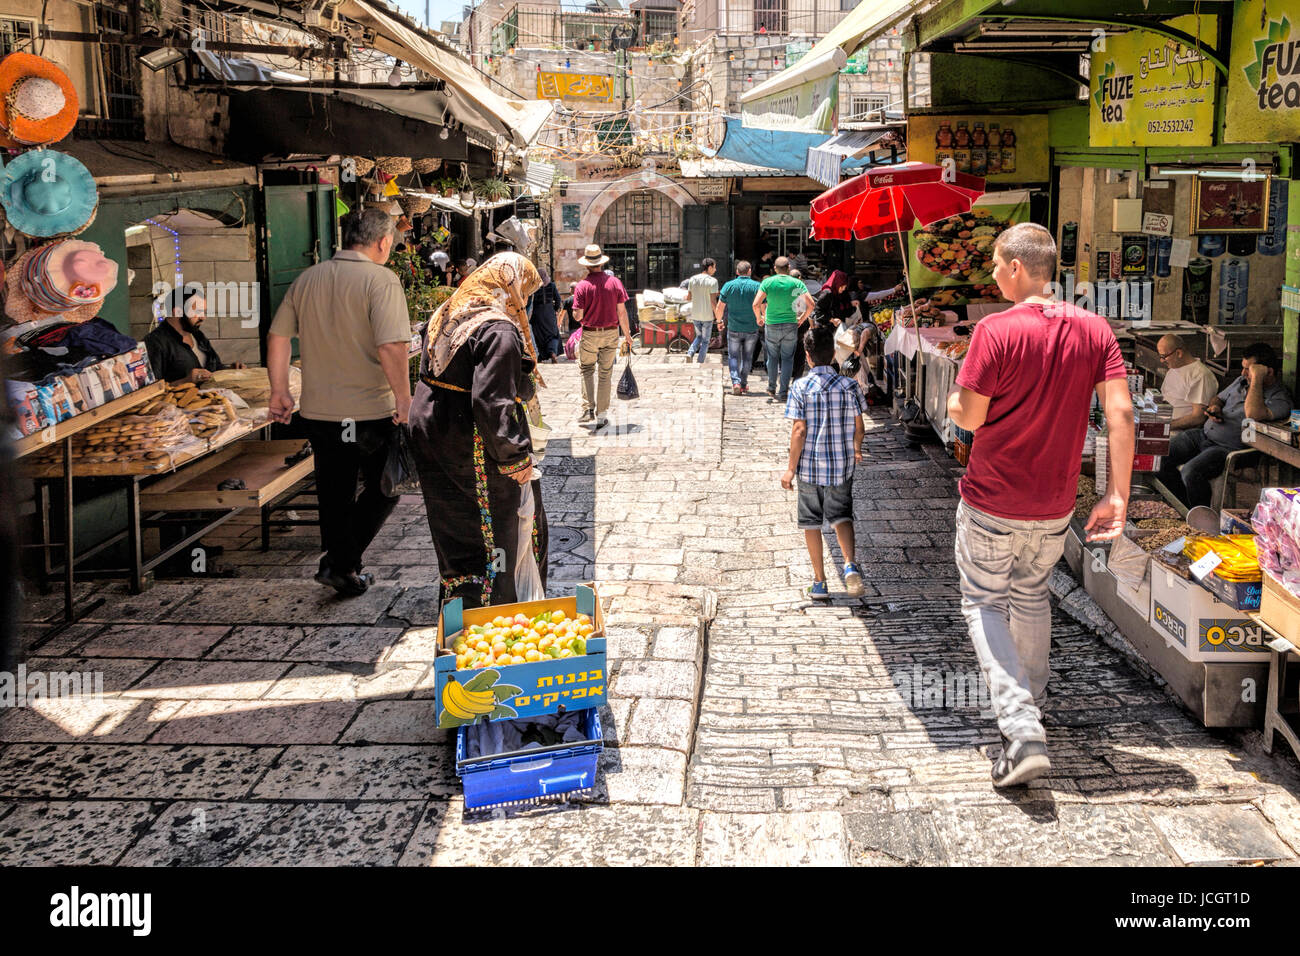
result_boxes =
[905,190,1031,306]
[1089,14,1219,147]
[1225,0,1300,143]
[907,114,1049,184]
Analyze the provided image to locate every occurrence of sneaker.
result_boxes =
[991,735,1051,788]
[776,393,788,403]
[740,384,749,393]
[766,388,776,398]
[732,384,743,395]
[843,562,864,596]
[578,409,595,424]
[594,414,609,429]
[806,580,830,601]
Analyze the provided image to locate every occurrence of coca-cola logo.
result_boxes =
[874,174,895,185]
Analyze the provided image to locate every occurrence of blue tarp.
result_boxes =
[712,117,872,174]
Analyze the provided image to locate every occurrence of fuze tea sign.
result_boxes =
[1226,0,1300,143]
[1089,14,1218,147]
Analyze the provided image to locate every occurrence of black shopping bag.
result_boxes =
[380,425,418,497]
[616,360,639,400]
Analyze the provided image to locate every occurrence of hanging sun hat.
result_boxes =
[0,53,79,147]
[1,149,98,238]
[4,239,118,324]
[577,243,609,267]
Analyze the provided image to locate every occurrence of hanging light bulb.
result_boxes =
[388,60,403,87]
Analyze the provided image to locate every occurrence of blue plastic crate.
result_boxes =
[455,707,603,809]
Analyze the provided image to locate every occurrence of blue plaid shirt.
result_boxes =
[785,366,866,486]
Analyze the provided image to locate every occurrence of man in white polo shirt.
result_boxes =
[1157,333,1219,431]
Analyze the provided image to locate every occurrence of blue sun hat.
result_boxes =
[1,148,98,238]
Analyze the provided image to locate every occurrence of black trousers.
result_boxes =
[304,417,400,575]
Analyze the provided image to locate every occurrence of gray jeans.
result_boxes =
[954,499,1071,743]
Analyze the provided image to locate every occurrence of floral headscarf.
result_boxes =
[426,252,543,383]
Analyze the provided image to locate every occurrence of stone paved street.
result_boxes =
[4,354,1300,865]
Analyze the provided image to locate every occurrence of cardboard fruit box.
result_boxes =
[424,584,607,727]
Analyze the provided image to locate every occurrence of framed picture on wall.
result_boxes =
[1191,176,1270,233]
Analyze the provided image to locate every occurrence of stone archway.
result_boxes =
[552,173,696,288]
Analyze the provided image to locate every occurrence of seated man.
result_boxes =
[1159,343,1292,508]
[1156,333,1219,431]
[144,285,244,384]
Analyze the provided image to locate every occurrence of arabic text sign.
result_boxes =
[537,71,615,102]
[1089,14,1218,147]
[1225,0,1300,143]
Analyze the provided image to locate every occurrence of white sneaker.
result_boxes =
[595,414,609,429]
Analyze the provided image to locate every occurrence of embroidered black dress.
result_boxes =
[408,318,548,608]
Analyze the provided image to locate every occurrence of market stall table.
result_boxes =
[18,405,318,594]
[14,380,166,629]
[1246,613,1300,761]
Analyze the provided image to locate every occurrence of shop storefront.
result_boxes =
[895,0,1300,739]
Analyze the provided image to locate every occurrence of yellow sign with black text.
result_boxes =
[1089,14,1218,147]
[1225,0,1300,143]
[537,71,614,102]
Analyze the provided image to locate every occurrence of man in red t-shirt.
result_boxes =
[571,244,635,427]
[946,222,1134,787]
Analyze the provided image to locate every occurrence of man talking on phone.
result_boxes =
[946,223,1133,788]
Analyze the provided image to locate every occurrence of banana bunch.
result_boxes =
[438,669,523,728]
[1182,535,1260,581]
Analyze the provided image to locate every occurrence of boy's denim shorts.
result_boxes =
[796,477,854,530]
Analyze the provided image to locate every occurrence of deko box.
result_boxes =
[421,584,608,729]
[1150,565,1270,663]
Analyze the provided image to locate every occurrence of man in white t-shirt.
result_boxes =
[1157,334,1220,430]
[685,258,720,364]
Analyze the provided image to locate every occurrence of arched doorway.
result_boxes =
[594,189,682,293]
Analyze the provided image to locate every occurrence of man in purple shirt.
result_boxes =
[572,243,635,428]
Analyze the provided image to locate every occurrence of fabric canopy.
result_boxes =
[741,0,919,104]
[809,163,986,240]
[806,128,894,187]
[711,117,875,180]
[337,0,552,147]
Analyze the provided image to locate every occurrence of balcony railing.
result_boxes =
[541,109,725,159]
[497,4,639,52]
[717,0,850,38]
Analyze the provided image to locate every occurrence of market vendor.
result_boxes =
[1158,343,1292,508]
[1156,334,1220,431]
[144,286,245,385]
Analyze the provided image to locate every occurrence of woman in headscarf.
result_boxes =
[527,268,564,363]
[408,252,549,609]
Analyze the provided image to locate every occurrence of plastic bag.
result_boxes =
[565,327,582,360]
[616,360,639,400]
[380,425,417,498]
[515,481,545,602]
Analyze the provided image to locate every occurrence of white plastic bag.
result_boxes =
[515,481,545,602]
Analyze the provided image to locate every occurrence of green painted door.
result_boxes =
[260,184,337,350]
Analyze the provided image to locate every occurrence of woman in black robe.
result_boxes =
[528,269,563,362]
[408,252,549,609]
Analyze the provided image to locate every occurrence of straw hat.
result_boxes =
[0,53,79,147]
[4,239,118,324]
[1,149,98,238]
[577,243,609,267]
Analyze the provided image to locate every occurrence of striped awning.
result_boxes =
[806,129,896,188]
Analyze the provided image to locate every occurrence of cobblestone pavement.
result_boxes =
[4,353,1300,865]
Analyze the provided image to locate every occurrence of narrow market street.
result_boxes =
[4,356,1300,866]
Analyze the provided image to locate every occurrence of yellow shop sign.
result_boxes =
[1225,0,1300,143]
[1089,14,1218,147]
[537,71,615,102]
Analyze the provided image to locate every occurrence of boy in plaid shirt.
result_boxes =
[782,325,866,600]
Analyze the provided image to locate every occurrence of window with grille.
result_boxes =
[849,94,888,121]
[641,10,676,44]
[0,18,34,55]
[646,243,679,290]
[753,0,786,33]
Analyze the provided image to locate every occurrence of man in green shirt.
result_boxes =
[716,260,761,394]
[754,257,812,401]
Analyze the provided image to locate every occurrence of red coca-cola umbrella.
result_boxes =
[810,163,986,401]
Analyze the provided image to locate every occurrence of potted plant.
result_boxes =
[387,248,451,320]
[474,178,513,202]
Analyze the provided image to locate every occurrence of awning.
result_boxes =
[805,128,895,187]
[403,190,515,217]
[740,0,919,105]
[526,160,557,195]
[336,0,552,148]
[679,157,803,178]
[714,117,830,173]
